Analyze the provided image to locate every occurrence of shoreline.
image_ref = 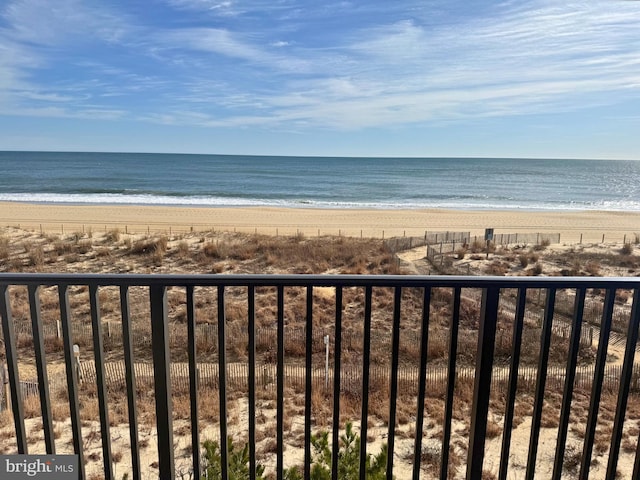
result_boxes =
[1,201,639,244]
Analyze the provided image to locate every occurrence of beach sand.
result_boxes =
[0,201,638,244]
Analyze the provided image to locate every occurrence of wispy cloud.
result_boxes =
[1,0,640,133]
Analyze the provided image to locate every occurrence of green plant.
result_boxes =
[201,437,265,480]
[621,243,633,255]
[285,422,389,480]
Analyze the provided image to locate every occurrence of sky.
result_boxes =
[0,0,639,159]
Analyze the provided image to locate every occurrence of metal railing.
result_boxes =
[1,273,639,480]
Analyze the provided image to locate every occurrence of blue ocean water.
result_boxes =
[0,151,639,211]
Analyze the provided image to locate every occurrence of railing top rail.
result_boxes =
[0,273,639,289]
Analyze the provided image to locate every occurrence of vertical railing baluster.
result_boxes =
[552,288,586,480]
[277,285,284,480]
[525,288,556,480]
[579,288,616,479]
[498,287,526,480]
[28,285,55,454]
[466,286,500,479]
[412,287,431,480]
[217,285,228,480]
[89,284,113,479]
[609,288,640,478]
[120,285,141,480]
[305,286,314,480]
[248,285,257,480]
[0,284,27,453]
[187,285,200,479]
[360,286,373,480]
[386,287,402,480]
[150,284,175,479]
[441,287,461,480]
[59,284,86,479]
[331,286,343,480]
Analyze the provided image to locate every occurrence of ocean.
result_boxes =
[0,151,639,211]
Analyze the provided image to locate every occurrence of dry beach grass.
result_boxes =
[0,217,639,478]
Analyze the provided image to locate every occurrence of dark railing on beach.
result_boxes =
[1,274,640,480]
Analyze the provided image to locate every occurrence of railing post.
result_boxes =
[412,287,431,480]
[579,288,615,478]
[0,284,27,453]
[89,284,113,480]
[305,286,314,480]
[28,285,56,454]
[59,284,86,480]
[386,287,402,480]
[441,288,462,480]
[187,285,201,480]
[360,286,373,480]
[218,285,229,480]
[466,286,500,479]
[610,288,640,478]
[150,284,175,479]
[120,286,141,480]
[331,287,343,480]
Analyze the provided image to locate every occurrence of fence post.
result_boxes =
[73,345,81,384]
[324,335,330,389]
[2,363,9,413]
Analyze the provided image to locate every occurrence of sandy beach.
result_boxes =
[0,201,638,244]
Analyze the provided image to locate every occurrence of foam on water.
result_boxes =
[1,152,639,211]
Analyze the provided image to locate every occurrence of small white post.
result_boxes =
[2,362,9,412]
[73,344,81,383]
[324,335,330,389]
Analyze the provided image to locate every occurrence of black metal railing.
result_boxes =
[1,274,639,480]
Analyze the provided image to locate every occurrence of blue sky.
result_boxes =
[1,0,639,158]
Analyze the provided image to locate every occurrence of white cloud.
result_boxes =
[1,0,640,134]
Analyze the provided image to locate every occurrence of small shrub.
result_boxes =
[130,236,168,256]
[105,229,121,243]
[469,239,485,253]
[76,240,93,254]
[53,240,73,255]
[28,245,45,267]
[531,263,543,276]
[203,242,221,258]
[456,247,467,260]
[585,261,600,276]
[176,241,190,257]
[485,261,508,276]
[621,243,633,255]
[563,444,582,474]
[518,254,529,268]
[202,437,265,480]
[95,247,112,258]
[285,422,388,480]
[0,236,10,259]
